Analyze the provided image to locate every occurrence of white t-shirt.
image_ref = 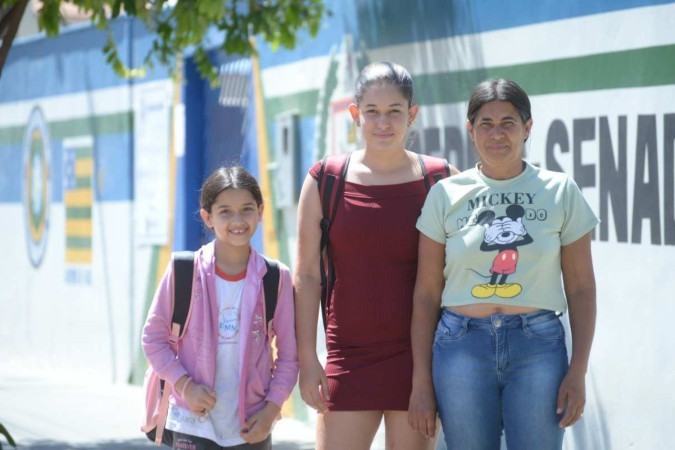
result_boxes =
[165,267,246,446]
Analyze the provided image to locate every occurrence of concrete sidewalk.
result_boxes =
[0,365,316,450]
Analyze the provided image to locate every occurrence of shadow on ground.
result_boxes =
[8,439,314,450]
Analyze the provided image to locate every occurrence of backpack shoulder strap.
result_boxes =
[417,153,451,192]
[317,152,351,240]
[316,153,351,330]
[172,251,195,338]
[261,256,281,333]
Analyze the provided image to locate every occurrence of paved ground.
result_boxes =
[0,366,316,450]
[0,362,605,450]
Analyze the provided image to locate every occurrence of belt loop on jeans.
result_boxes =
[518,313,528,327]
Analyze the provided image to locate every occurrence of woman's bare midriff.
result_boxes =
[448,303,541,318]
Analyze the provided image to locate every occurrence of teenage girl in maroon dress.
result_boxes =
[294,62,459,450]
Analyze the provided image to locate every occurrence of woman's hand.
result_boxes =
[557,368,586,428]
[240,402,281,443]
[294,173,330,415]
[559,232,595,428]
[298,357,330,413]
[408,382,437,438]
[408,234,445,438]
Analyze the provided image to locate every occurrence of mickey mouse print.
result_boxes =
[471,204,533,299]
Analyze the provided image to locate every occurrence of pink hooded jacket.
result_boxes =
[141,242,299,426]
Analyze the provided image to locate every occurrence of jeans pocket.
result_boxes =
[522,315,564,341]
[434,311,467,341]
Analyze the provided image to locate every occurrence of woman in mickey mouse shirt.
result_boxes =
[408,79,599,449]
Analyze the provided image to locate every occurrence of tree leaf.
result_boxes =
[22,0,326,82]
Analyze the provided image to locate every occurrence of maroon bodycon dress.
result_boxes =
[309,162,434,411]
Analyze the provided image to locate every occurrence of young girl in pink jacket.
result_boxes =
[142,166,298,449]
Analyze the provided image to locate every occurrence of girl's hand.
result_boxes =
[240,402,280,443]
[178,376,217,416]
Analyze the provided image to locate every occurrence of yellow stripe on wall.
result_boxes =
[64,188,93,206]
[251,41,290,416]
[66,248,92,264]
[251,42,279,259]
[75,158,94,177]
[65,218,92,236]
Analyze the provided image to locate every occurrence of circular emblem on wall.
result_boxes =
[23,106,51,268]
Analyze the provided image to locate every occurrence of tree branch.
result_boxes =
[0,0,29,77]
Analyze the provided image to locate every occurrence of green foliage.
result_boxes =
[31,0,326,83]
[0,423,16,449]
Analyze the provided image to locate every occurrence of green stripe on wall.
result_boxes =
[66,207,92,219]
[51,112,132,139]
[66,236,92,247]
[264,44,675,112]
[75,147,92,157]
[0,127,24,147]
[75,177,92,188]
[264,90,320,120]
[0,111,132,146]
[415,44,675,105]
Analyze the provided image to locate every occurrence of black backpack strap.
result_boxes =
[318,153,351,250]
[418,153,451,192]
[172,251,195,337]
[262,256,280,334]
[317,153,351,330]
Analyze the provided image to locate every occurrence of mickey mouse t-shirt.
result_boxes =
[416,162,599,313]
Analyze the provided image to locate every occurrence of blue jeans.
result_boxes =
[433,309,568,450]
